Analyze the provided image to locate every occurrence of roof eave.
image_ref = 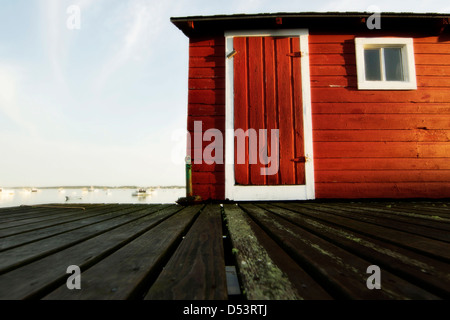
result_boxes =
[171,12,450,38]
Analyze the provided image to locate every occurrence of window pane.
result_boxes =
[364,49,381,81]
[384,48,404,81]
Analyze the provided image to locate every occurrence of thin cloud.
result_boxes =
[93,0,165,91]
[38,0,97,89]
[39,0,67,88]
[0,64,36,135]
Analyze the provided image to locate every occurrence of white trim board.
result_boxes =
[224,29,315,201]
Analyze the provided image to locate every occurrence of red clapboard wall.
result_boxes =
[188,37,226,200]
[187,32,450,200]
[310,32,450,199]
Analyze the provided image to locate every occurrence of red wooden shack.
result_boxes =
[171,12,450,201]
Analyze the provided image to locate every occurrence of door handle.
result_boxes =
[291,156,306,163]
[287,52,302,57]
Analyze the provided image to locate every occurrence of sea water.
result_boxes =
[0,187,186,208]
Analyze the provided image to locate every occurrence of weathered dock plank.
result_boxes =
[258,203,450,299]
[145,204,227,300]
[0,207,88,230]
[0,200,449,300]
[321,201,450,225]
[336,201,450,222]
[0,205,60,216]
[0,204,178,299]
[222,204,332,300]
[0,204,140,249]
[0,205,130,238]
[275,202,450,263]
[43,205,203,300]
[298,202,450,242]
[0,206,86,223]
[0,205,168,274]
[241,203,439,299]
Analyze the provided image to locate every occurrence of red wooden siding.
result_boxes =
[233,36,305,186]
[187,32,450,200]
[310,33,450,198]
[188,37,226,200]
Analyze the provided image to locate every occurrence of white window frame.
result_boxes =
[355,38,417,90]
[224,29,315,201]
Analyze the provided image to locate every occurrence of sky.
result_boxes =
[0,0,449,188]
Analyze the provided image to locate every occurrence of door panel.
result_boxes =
[233,36,305,186]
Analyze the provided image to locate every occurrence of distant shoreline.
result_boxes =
[4,186,186,190]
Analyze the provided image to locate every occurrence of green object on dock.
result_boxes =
[176,156,202,205]
[185,156,193,198]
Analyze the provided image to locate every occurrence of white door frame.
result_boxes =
[224,29,315,201]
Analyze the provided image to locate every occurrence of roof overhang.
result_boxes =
[171,12,450,38]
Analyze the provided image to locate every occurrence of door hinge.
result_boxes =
[227,50,237,59]
[287,52,302,58]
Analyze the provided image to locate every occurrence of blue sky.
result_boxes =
[0,0,449,187]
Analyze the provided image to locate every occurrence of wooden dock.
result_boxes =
[0,200,449,300]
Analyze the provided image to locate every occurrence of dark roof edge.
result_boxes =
[171,11,450,23]
[171,11,450,37]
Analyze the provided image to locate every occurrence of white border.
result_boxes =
[355,37,417,90]
[224,29,315,201]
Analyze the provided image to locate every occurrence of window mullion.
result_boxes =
[380,48,386,81]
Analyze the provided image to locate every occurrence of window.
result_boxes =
[355,38,417,90]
